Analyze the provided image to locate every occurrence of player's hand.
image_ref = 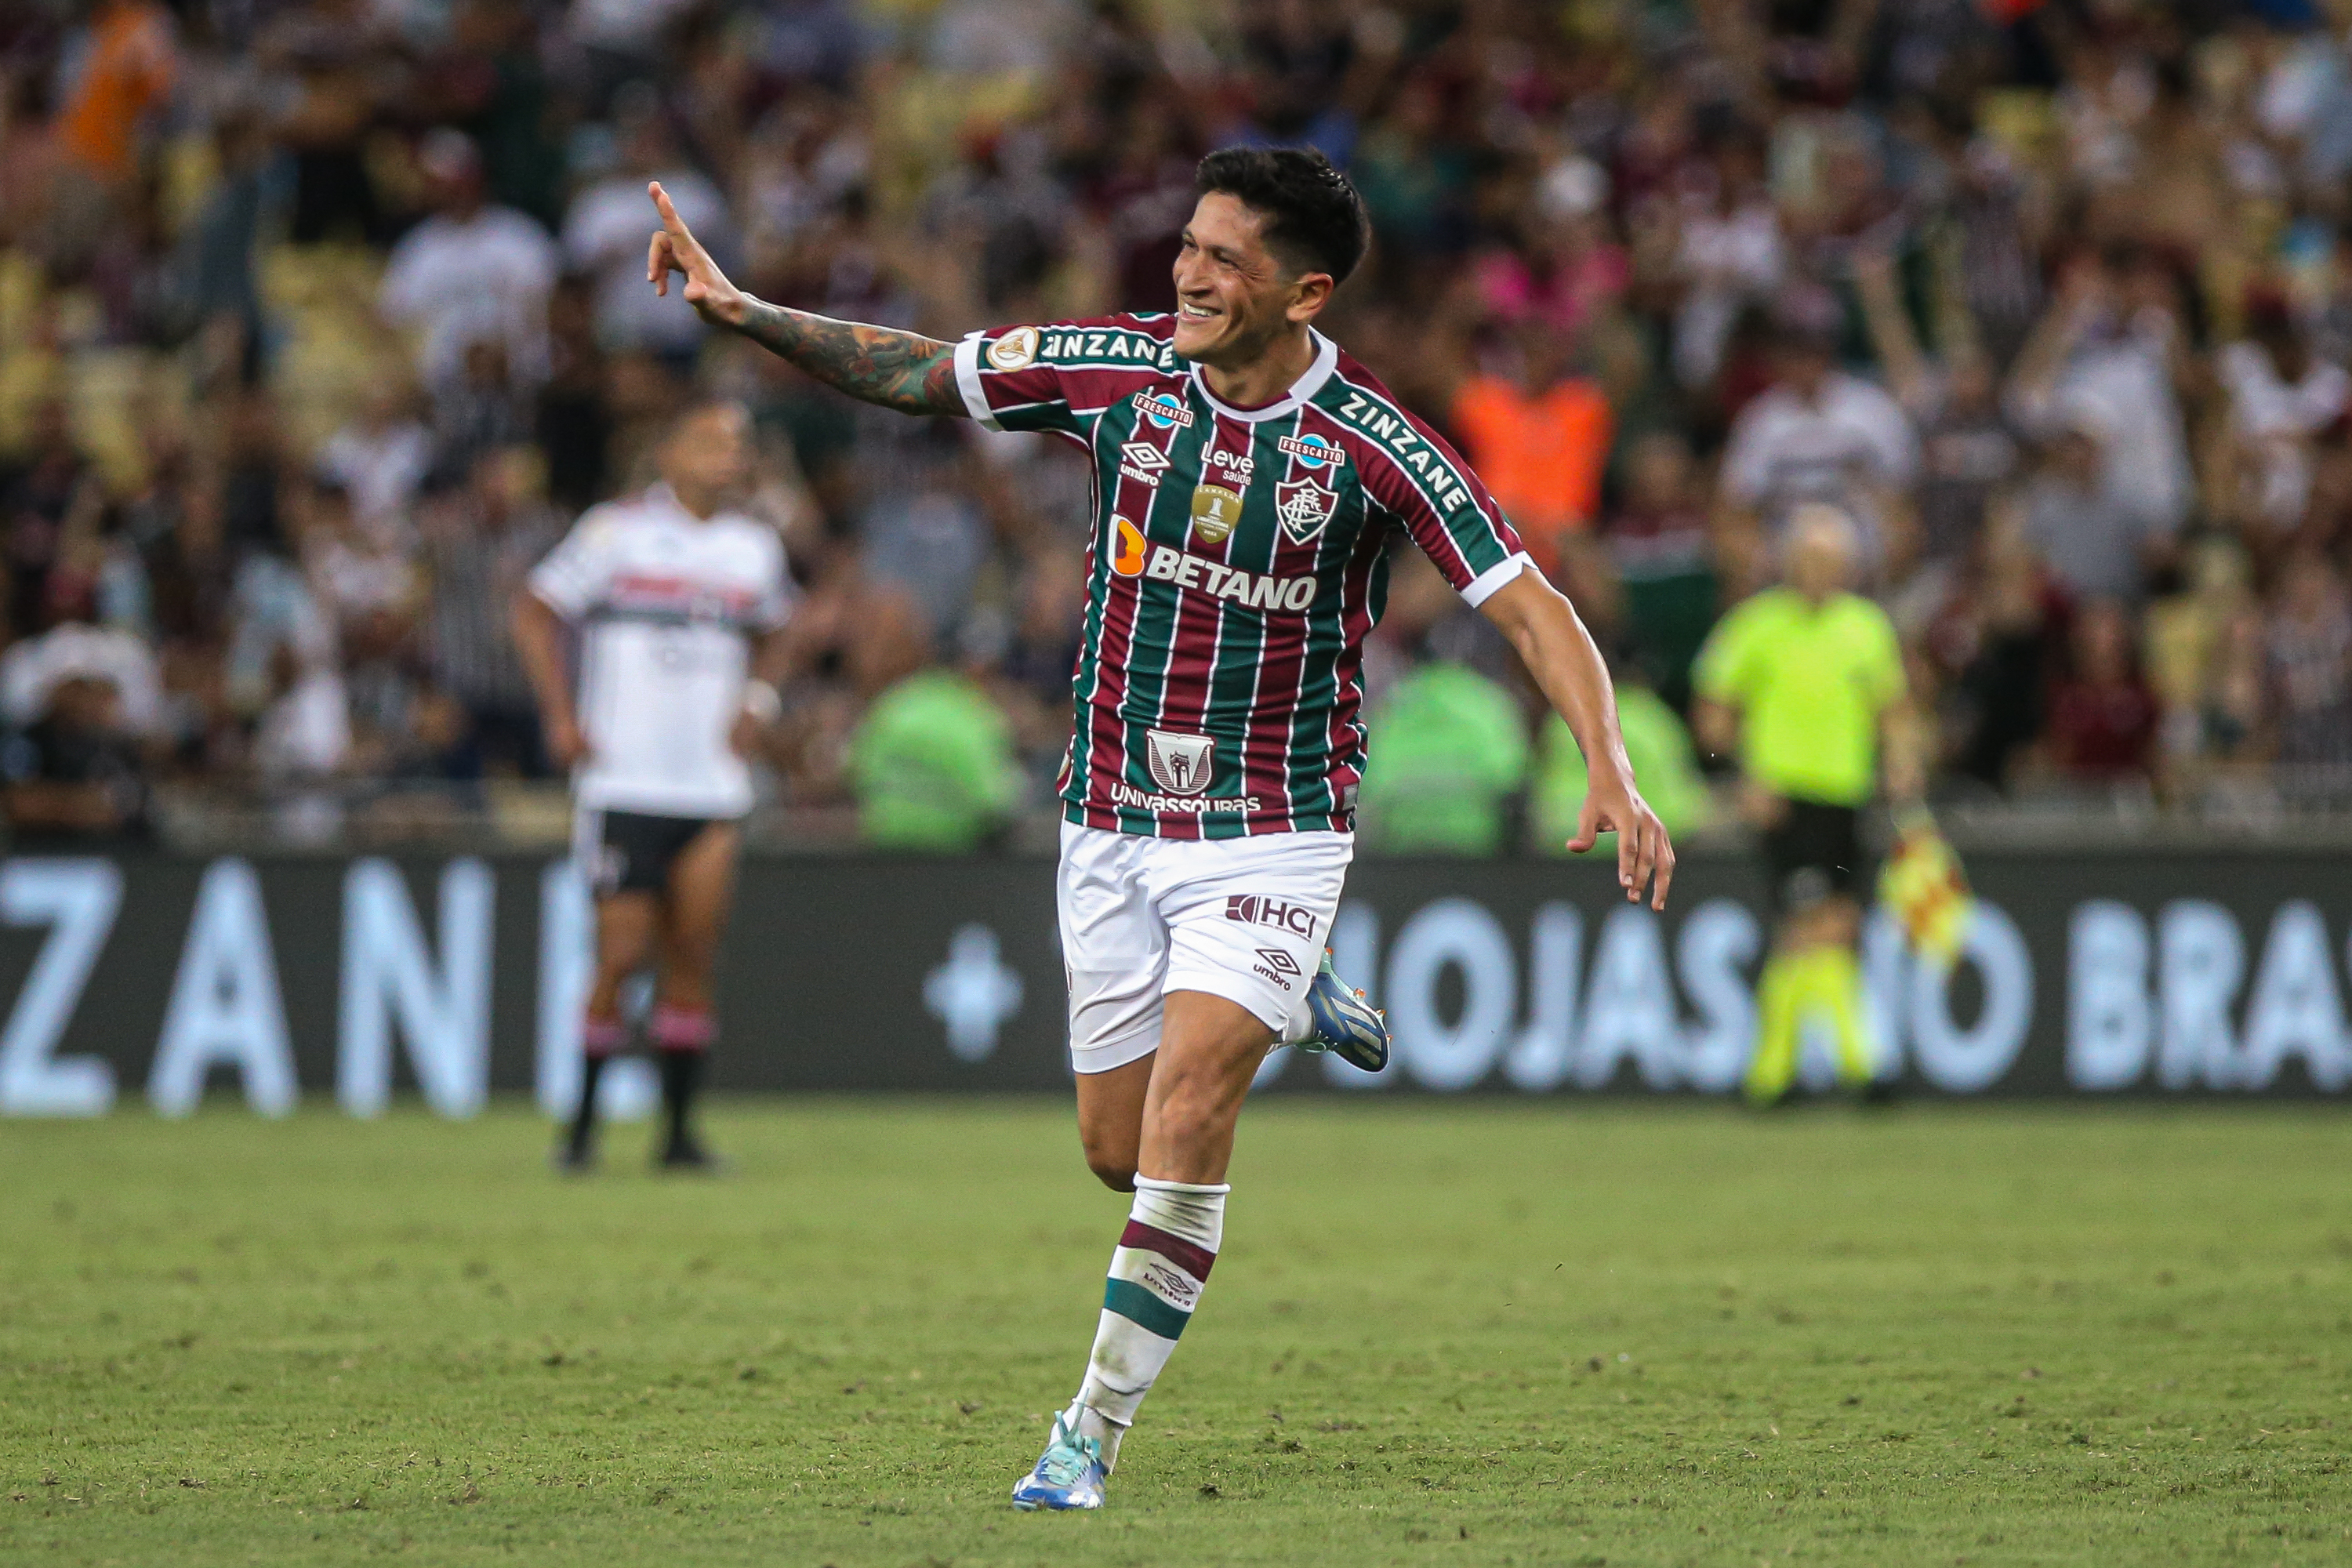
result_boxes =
[728,710,767,758]
[1570,767,1675,909]
[647,181,747,328]
[545,713,591,770]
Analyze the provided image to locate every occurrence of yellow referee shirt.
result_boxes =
[1693,587,1904,808]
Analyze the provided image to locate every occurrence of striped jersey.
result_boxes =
[527,482,792,818]
[953,314,1532,838]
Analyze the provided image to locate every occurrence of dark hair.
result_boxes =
[1195,147,1370,285]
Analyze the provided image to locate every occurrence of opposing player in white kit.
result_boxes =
[513,401,794,1172]
[644,149,1672,1507]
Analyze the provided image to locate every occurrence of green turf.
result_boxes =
[2,1099,2348,1566]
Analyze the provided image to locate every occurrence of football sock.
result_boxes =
[569,1014,630,1149]
[1812,946,1874,1087]
[1068,1175,1227,1471]
[651,1004,713,1149]
[1745,949,1802,1105]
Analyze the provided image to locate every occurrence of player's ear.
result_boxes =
[1287,270,1335,325]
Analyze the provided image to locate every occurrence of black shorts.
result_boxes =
[1760,799,1871,914]
[575,808,729,897]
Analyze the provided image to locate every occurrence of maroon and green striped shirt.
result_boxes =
[953,313,1533,839]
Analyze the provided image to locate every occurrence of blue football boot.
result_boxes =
[1298,948,1390,1073]
[1011,1411,1108,1512]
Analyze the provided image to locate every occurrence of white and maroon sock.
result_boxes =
[1065,1175,1227,1470]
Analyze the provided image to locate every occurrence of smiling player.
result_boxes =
[644,146,1673,1510]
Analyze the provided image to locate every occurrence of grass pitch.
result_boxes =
[2,1099,2348,1567]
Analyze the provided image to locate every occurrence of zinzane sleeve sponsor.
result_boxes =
[1350,398,1534,606]
[525,512,619,621]
[953,315,1174,437]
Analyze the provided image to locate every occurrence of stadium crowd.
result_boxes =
[3,0,2352,849]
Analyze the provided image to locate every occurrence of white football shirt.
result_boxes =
[528,484,791,818]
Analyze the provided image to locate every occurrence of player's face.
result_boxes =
[662,405,753,503]
[1171,193,1326,367]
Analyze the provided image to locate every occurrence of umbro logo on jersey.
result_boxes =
[1119,442,1169,487]
[1277,433,1346,470]
[1253,948,1302,990]
[1274,477,1339,544]
[1134,391,1194,428]
[1226,895,1319,938]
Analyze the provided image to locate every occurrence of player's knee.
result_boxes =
[1079,1128,1138,1191]
[1085,1152,1138,1192]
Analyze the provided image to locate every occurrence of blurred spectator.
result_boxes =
[1717,297,1918,592]
[2267,547,2352,774]
[2018,403,2172,606]
[1,617,164,739]
[379,129,558,396]
[1534,670,1714,855]
[318,386,432,546]
[421,447,564,779]
[847,669,1020,851]
[1,401,96,638]
[52,0,176,191]
[1357,661,1528,855]
[564,85,735,364]
[2042,600,2158,786]
[1449,320,1611,596]
[1600,431,1715,713]
[2216,294,2349,546]
[2005,246,2194,543]
[0,673,152,841]
[1855,249,2020,576]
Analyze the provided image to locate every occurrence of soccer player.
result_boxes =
[512,401,794,1172]
[644,147,1672,1508]
[1693,503,1921,1105]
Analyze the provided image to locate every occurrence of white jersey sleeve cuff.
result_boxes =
[1459,550,1534,608]
[953,333,1004,432]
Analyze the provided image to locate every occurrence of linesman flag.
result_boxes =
[1878,805,1973,968]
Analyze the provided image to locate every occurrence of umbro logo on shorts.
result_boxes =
[1253,948,1302,990]
[1225,895,1319,938]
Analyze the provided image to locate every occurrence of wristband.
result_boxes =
[740,679,782,723]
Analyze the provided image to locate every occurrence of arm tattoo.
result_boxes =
[736,301,965,417]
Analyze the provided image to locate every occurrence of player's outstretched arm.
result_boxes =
[646,181,965,418]
[1479,570,1675,909]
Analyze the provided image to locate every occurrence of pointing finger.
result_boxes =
[649,180,695,248]
[1650,825,1678,911]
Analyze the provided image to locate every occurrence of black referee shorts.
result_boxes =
[1760,799,1871,916]
[575,808,728,898]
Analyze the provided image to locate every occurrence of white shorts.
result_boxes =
[1058,820,1353,1074]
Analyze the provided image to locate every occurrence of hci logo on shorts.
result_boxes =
[1145,728,1215,796]
[1225,895,1319,938]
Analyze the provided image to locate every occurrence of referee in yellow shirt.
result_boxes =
[1693,504,1922,1105]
